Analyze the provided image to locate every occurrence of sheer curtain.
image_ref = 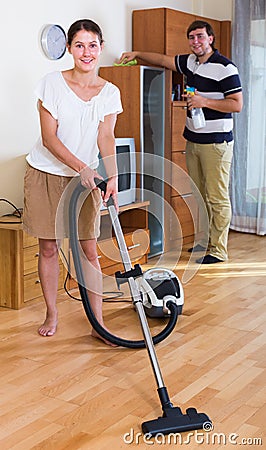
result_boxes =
[230,0,266,235]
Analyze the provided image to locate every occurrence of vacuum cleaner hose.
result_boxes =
[68,179,179,348]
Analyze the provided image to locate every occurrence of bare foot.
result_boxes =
[91,328,118,347]
[38,312,58,337]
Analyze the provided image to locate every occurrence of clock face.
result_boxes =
[41,24,66,60]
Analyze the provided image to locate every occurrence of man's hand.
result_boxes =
[118,51,138,65]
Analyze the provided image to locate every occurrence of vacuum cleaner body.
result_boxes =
[138,268,184,318]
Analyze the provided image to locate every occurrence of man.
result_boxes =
[119,20,243,264]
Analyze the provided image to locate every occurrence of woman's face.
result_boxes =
[68,29,103,72]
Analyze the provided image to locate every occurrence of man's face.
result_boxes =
[187,27,214,58]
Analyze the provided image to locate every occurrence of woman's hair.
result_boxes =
[67,19,104,46]
[186,20,216,50]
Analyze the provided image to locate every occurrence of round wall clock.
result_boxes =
[41,24,66,60]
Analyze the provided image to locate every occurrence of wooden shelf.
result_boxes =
[100,200,149,216]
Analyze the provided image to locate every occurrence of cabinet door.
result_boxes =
[24,244,39,275]
[220,21,231,58]
[133,9,166,53]
[24,265,64,303]
[99,66,141,152]
[171,151,192,196]
[170,194,197,241]
[171,103,187,150]
[0,229,23,309]
[165,9,195,55]
[98,230,150,271]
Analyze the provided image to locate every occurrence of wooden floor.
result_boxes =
[0,230,265,449]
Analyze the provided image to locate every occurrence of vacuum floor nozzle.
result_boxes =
[142,406,211,436]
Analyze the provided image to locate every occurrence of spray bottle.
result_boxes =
[185,86,206,129]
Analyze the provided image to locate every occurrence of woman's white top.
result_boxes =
[26,71,123,176]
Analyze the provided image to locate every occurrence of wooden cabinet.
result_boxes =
[133,8,231,57]
[99,65,166,257]
[99,65,142,154]
[99,65,170,158]
[0,220,64,309]
[133,8,192,55]
[0,201,150,309]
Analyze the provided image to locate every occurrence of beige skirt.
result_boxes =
[23,164,101,240]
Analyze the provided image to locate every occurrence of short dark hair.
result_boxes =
[187,20,216,50]
[67,19,104,46]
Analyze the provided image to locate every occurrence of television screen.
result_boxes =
[116,144,131,192]
[98,137,137,207]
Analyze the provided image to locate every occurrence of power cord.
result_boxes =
[0,199,23,224]
[59,247,130,303]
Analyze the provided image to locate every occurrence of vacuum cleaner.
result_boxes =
[68,177,212,436]
[138,267,184,318]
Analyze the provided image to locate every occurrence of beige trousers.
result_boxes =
[186,140,234,260]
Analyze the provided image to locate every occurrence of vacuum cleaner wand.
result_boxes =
[71,178,212,437]
[93,178,212,436]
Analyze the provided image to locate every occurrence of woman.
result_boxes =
[24,19,122,342]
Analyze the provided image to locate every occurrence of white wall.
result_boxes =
[0,0,232,213]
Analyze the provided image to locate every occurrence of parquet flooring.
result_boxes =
[0,230,265,449]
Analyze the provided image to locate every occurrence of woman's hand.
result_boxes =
[104,176,119,211]
[79,166,103,189]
